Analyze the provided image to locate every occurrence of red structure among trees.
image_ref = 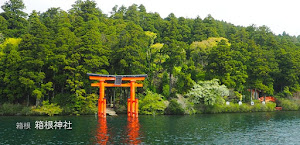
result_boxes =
[87,73,147,118]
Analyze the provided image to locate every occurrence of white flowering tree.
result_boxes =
[186,79,229,105]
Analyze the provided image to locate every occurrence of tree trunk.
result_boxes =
[113,88,116,106]
[169,72,172,96]
[199,53,204,67]
[52,83,55,99]
[36,98,39,107]
[110,89,112,106]
[254,88,257,99]
[119,88,122,105]
[61,70,65,94]
[124,88,126,102]
[27,94,29,106]
[53,72,55,99]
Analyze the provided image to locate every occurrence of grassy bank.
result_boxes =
[202,102,276,114]
[1,97,300,116]
[0,103,34,116]
[135,91,300,115]
[0,101,97,116]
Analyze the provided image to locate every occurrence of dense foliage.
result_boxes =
[186,79,229,105]
[205,102,276,114]
[32,101,62,116]
[139,91,167,115]
[164,99,185,115]
[1,0,300,114]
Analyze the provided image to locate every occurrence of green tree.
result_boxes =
[203,15,219,38]
[18,11,53,106]
[0,0,27,37]
[70,0,103,22]
[0,16,8,33]
[205,40,248,91]
[110,22,148,74]
[0,38,23,103]
[191,16,206,42]
[190,37,229,67]
[139,91,167,115]
[174,64,195,94]
[162,13,180,41]
[246,46,278,95]
[177,17,191,42]
[124,4,140,24]
[186,79,229,105]
[162,40,186,95]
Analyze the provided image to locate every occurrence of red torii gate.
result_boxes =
[87,73,147,118]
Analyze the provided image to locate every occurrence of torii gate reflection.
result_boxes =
[95,118,108,144]
[87,73,147,118]
[94,118,141,144]
[125,118,141,144]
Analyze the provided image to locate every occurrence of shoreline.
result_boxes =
[1,97,299,116]
[0,106,293,117]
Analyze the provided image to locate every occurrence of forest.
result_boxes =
[1,0,300,115]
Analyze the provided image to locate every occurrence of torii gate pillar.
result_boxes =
[87,73,147,118]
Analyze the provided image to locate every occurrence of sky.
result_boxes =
[0,0,300,36]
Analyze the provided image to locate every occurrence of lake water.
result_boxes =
[1,111,300,144]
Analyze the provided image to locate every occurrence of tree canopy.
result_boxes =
[1,0,300,113]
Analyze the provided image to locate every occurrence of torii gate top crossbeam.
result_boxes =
[87,73,147,82]
[87,73,147,78]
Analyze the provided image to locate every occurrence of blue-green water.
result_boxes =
[1,112,300,144]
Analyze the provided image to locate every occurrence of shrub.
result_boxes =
[61,105,75,115]
[215,96,225,105]
[52,93,73,108]
[239,104,251,112]
[278,98,299,111]
[252,103,262,112]
[162,84,170,98]
[266,102,276,111]
[204,102,276,113]
[259,104,267,112]
[0,103,22,115]
[253,100,261,104]
[165,99,185,115]
[184,100,196,115]
[194,104,205,114]
[32,101,62,116]
[206,104,224,113]
[186,79,229,106]
[20,106,33,116]
[115,104,127,114]
[139,91,167,115]
[79,93,98,115]
[225,103,239,113]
